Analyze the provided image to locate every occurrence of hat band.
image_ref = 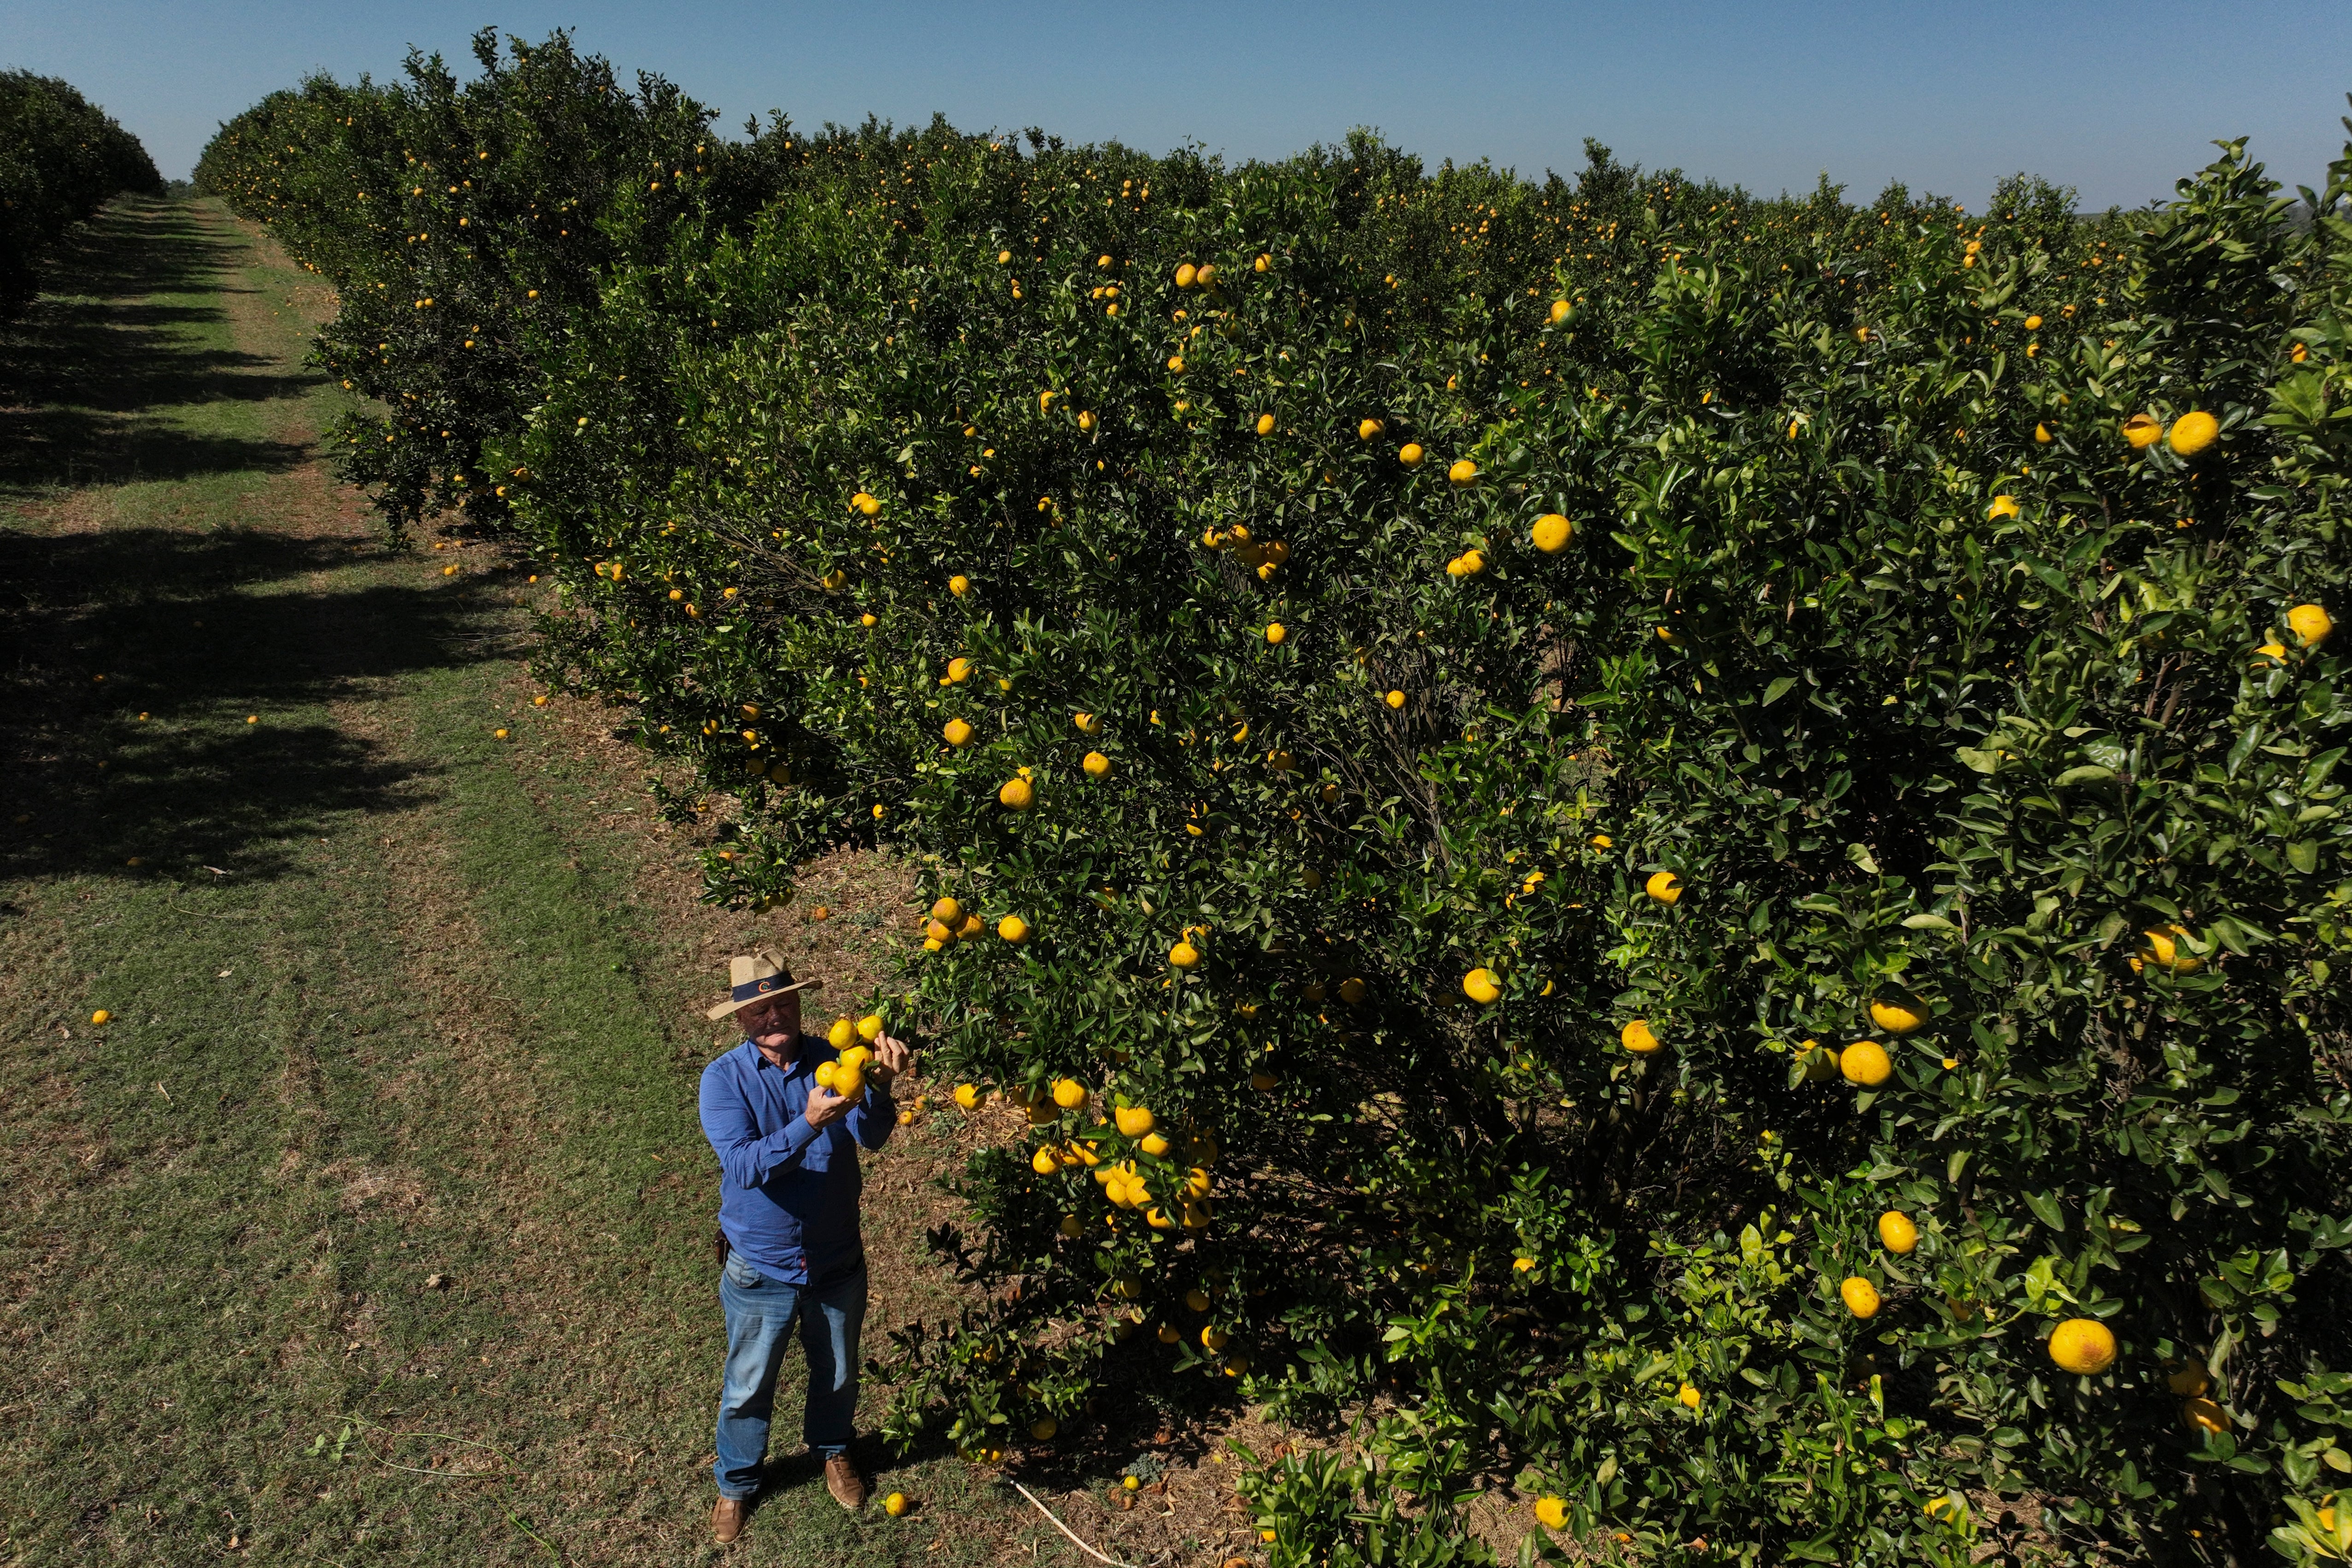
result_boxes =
[733,975,791,1003]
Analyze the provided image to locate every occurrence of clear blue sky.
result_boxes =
[8,0,2350,210]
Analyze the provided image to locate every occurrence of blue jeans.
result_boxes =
[714,1251,868,1500]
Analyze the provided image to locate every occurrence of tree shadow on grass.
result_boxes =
[0,198,323,501]
[0,524,522,887]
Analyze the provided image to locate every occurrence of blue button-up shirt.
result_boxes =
[699,1036,895,1286]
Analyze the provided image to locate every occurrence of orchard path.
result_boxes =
[0,196,1073,1567]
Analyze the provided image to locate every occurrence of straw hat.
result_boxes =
[705,948,824,1021]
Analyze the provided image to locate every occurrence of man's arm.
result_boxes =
[846,1077,895,1152]
[847,1033,914,1151]
[700,1065,821,1188]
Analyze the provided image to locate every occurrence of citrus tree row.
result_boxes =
[204,55,2352,1566]
[0,70,161,316]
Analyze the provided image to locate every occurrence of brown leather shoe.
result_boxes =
[824,1454,866,1509]
[711,1496,748,1545]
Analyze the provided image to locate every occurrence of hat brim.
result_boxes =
[705,975,823,1022]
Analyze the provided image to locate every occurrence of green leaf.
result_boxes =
[1760,675,1798,706]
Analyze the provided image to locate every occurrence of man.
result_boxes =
[697,950,913,1545]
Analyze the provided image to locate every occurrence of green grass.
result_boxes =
[0,198,1048,1566]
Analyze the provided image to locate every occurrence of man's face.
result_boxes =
[738,989,802,1051]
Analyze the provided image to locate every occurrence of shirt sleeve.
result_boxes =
[847,1077,896,1152]
[701,1062,821,1187]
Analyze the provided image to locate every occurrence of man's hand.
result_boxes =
[868,1032,914,1089]
[803,1086,858,1130]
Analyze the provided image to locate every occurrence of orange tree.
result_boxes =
[216,69,2350,1562]
[515,129,2348,1566]
[195,30,789,540]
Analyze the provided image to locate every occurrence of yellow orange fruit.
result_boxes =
[948,574,970,596]
[1337,976,1366,1004]
[1877,1211,1918,1254]
[942,718,973,747]
[1531,514,1573,553]
[1462,967,1500,1004]
[2167,1362,2211,1397]
[1840,1039,1893,1086]
[1264,623,1287,645]
[1384,689,1405,709]
[2168,410,2219,456]
[946,656,972,683]
[1534,1497,1568,1530]
[858,1014,883,1040]
[1869,996,1928,1035]
[1082,751,1110,778]
[1030,1146,1058,1175]
[1840,1276,1882,1318]
[828,1017,857,1050]
[1447,458,1478,486]
[1052,1078,1087,1109]
[999,777,1035,810]
[2122,413,2162,449]
[2138,925,2203,975]
[1458,549,1486,576]
[1645,870,1684,905]
[1677,1383,1701,1409]
[1358,418,1384,440]
[2034,422,2053,443]
[1114,1106,1154,1138]
[931,896,962,924]
[2048,1318,2118,1374]
[2289,603,2334,645]
[1030,1418,1057,1441]
[1620,1019,1660,1054]
[999,915,1030,943]
[1254,413,1275,435]
[1174,263,1196,288]
[1799,1042,1841,1083]
[1547,299,1570,325]
[1399,442,1424,467]
[953,1083,983,1110]
[1987,494,2020,520]
[884,1492,908,1516]
[91,1010,111,1025]
[1169,940,1201,970]
[2182,1397,2228,1434]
